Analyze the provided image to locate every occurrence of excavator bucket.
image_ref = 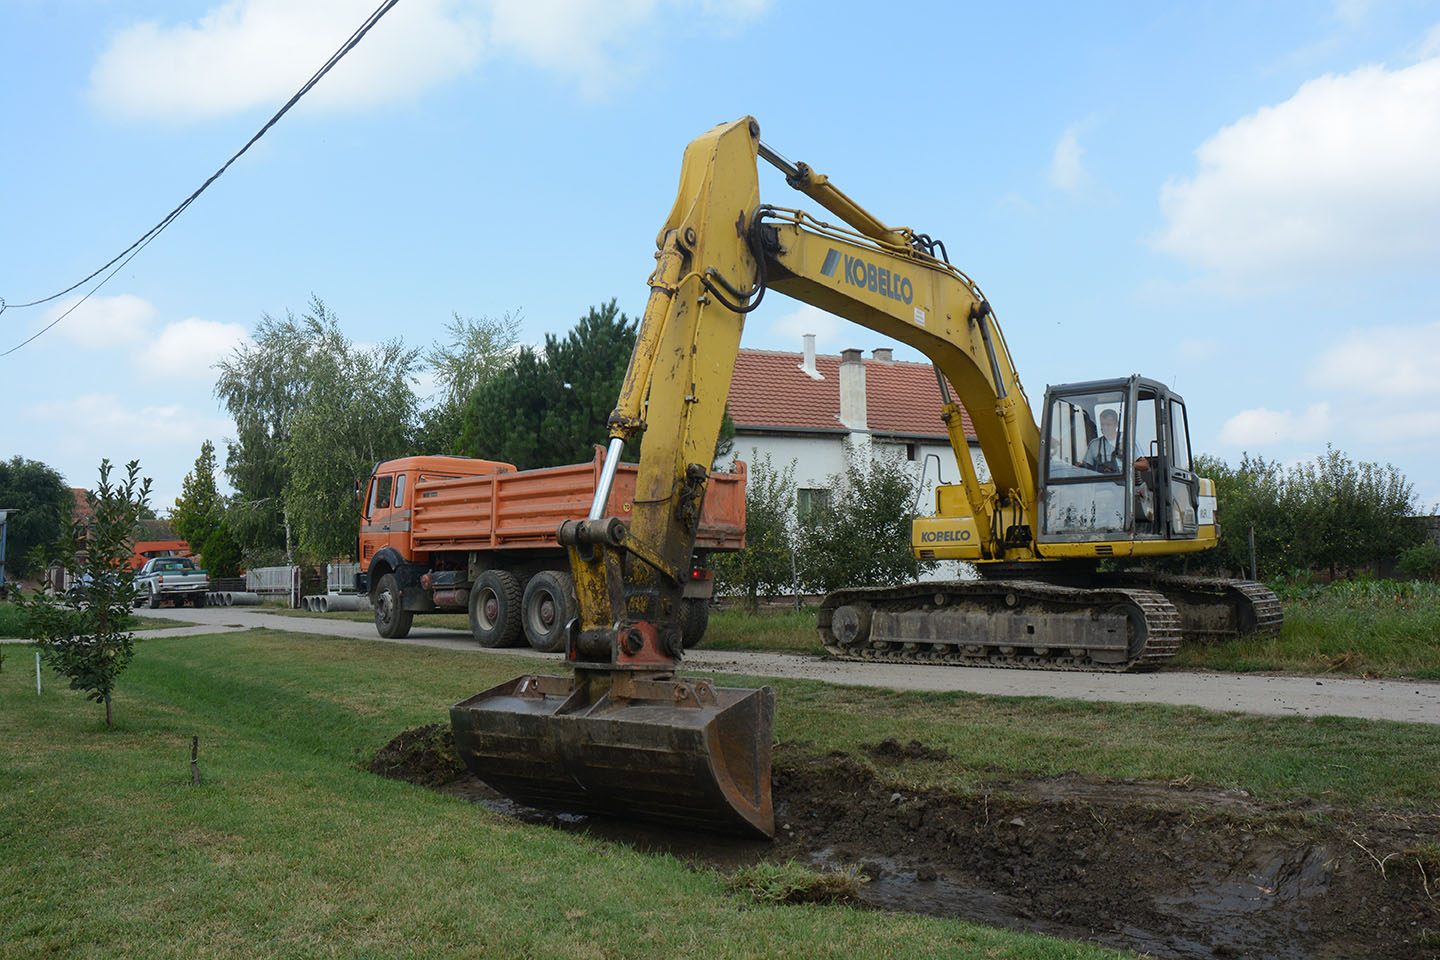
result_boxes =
[450,670,775,838]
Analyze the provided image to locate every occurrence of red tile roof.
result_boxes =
[727,349,975,440]
[70,488,95,522]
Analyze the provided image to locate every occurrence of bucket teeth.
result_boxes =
[451,671,775,838]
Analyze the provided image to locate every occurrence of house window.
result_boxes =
[797,488,831,521]
[906,442,919,461]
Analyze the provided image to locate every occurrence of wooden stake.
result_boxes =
[190,736,200,786]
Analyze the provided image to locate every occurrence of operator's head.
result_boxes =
[1099,408,1119,439]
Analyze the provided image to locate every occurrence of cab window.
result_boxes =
[1170,401,1192,472]
[369,475,393,514]
[394,474,406,509]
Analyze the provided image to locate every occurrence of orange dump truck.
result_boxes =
[356,449,745,651]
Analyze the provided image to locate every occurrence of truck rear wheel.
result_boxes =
[471,570,522,647]
[374,573,413,639]
[521,570,576,653]
[681,597,710,649]
[147,587,160,610]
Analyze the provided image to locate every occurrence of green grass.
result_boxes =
[0,629,1133,960]
[0,602,186,639]
[703,608,823,654]
[1171,579,1440,679]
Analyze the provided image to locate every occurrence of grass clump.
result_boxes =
[724,861,866,905]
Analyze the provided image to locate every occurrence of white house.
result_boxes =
[723,335,990,522]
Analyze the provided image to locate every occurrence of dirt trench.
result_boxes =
[371,726,1440,960]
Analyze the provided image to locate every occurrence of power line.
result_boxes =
[1,0,401,358]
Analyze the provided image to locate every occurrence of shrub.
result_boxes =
[1396,543,1440,581]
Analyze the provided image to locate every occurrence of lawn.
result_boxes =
[3,629,1438,960]
[1,629,1145,960]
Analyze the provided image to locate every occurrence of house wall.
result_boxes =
[724,431,991,582]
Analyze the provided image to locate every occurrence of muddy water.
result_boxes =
[376,727,1440,960]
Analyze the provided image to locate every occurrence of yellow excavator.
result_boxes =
[449,117,1282,837]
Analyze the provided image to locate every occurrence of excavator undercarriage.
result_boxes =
[819,572,1281,673]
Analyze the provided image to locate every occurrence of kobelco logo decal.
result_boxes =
[820,248,914,305]
[920,529,971,543]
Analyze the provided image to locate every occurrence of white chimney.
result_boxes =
[838,348,867,436]
[798,333,824,380]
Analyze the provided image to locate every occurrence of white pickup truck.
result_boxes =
[135,555,210,609]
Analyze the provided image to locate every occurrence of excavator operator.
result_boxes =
[1084,409,1149,474]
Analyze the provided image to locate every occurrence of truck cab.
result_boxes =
[358,455,515,572]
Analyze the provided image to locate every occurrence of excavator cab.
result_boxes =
[1038,376,1207,547]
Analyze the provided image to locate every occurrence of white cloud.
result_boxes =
[1048,122,1090,192]
[1219,403,1332,447]
[42,294,156,348]
[1418,22,1440,59]
[135,317,251,379]
[1155,57,1440,292]
[765,304,846,353]
[90,0,485,120]
[1309,319,1440,399]
[88,0,772,119]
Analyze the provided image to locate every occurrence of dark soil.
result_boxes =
[373,727,1440,960]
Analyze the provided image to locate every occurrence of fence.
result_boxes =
[246,565,300,606]
[327,562,362,595]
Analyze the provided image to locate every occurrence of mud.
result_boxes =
[374,727,1440,960]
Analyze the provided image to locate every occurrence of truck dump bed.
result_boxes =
[409,450,745,554]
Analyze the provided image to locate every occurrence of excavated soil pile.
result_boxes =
[373,727,1440,960]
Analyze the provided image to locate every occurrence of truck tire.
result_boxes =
[148,587,161,610]
[374,573,413,639]
[521,570,576,653]
[191,592,207,608]
[470,570,522,647]
[681,597,710,649]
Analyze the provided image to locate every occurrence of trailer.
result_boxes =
[357,448,745,651]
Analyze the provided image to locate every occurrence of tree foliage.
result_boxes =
[1198,446,1420,578]
[15,460,152,727]
[461,300,637,468]
[414,310,523,454]
[712,454,798,610]
[200,516,244,579]
[796,446,935,593]
[0,456,71,579]
[214,297,420,560]
[171,440,221,549]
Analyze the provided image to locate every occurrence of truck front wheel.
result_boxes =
[521,570,576,653]
[470,570,522,647]
[374,573,413,639]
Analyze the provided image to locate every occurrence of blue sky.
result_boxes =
[4,0,1440,513]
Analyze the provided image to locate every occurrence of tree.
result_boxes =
[171,440,221,550]
[215,296,421,560]
[1193,446,1419,578]
[16,460,152,727]
[460,301,637,469]
[200,516,243,579]
[286,333,419,559]
[712,454,798,611]
[796,445,935,593]
[0,456,72,579]
[415,311,523,454]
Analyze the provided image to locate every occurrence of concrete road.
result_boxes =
[84,604,1440,727]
